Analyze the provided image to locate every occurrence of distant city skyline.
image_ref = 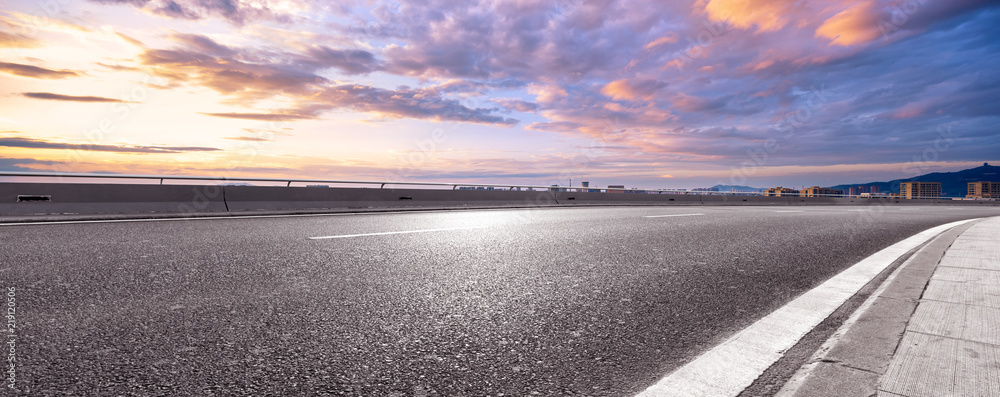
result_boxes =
[1,0,998,189]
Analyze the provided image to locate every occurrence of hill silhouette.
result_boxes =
[829,163,999,197]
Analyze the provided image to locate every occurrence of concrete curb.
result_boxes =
[775,219,984,397]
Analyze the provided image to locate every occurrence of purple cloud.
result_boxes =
[0,136,221,154]
[0,62,82,79]
[22,92,131,103]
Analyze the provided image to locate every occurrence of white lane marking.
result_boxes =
[773,224,947,397]
[635,218,979,397]
[309,226,489,240]
[775,210,804,213]
[644,213,705,218]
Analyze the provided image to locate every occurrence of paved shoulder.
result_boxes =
[778,216,1000,397]
[880,216,1000,397]
[636,219,977,397]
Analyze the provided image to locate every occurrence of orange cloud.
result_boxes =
[644,33,679,50]
[602,79,637,100]
[601,79,667,101]
[815,1,883,46]
[751,59,774,71]
[701,0,798,32]
[529,84,568,103]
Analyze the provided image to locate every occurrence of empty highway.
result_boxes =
[3,205,999,395]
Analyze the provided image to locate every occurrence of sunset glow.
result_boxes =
[1,0,997,188]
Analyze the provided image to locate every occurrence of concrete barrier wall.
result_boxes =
[0,183,227,215]
[1,182,996,216]
[223,185,560,211]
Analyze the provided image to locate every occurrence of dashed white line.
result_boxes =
[644,213,705,218]
[309,226,489,240]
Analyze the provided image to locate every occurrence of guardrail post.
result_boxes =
[287,181,291,187]
[380,183,385,189]
[159,178,163,185]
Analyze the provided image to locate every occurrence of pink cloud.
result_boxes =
[644,33,679,50]
[700,0,801,32]
[815,1,884,46]
[600,78,668,101]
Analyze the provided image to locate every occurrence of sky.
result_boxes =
[1,0,998,190]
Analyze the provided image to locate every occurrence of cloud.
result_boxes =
[644,33,679,50]
[0,62,81,79]
[168,33,234,56]
[529,84,569,104]
[138,47,326,101]
[601,79,668,101]
[21,92,132,103]
[701,0,799,32]
[96,62,142,72]
[0,31,39,48]
[314,84,519,125]
[304,46,382,75]
[126,30,518,125]
[366,1,677,82]
[493,98,540,113]
[200,84,520,125]
[137,34,382,101]
[201,112,315,122]
[0,156,63,171]
[88,0,297,25]
[815,1,883,46]
[224,136,270,142]
[115,32,144,46]
[58,0,1000,179]
[0,136,221,154]
[154,0,202,20]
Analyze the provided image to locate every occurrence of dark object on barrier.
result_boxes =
[17,195,51,202]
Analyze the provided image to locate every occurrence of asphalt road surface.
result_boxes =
[3,205,999,396]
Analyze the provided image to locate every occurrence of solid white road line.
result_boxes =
[644,213,705,218]
[775,210,805,213]
[634,218,979,397]
[309,226,489,240]
[772,227,935,397]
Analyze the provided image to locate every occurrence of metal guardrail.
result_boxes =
[0,171,614,192]
[0,171,959,199]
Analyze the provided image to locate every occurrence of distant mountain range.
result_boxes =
[707,184,765,192]
[698,163,999,197]
[829,163,998,197]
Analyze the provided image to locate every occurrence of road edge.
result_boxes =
[774,218,985,396]
[633,218,980,397]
